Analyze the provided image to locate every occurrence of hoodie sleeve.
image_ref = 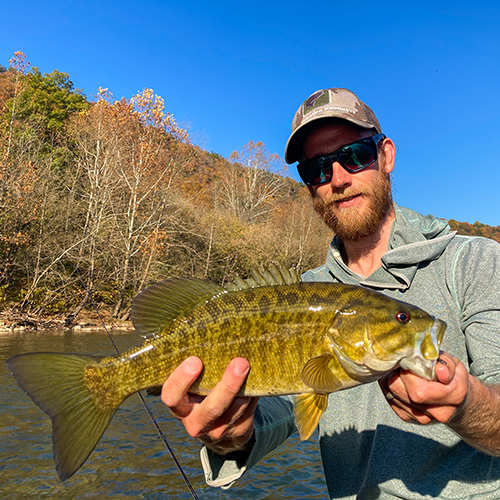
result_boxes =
[200,395,296,488]
[449,236,500,385]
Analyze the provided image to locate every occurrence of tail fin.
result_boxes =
[6,352,118,481]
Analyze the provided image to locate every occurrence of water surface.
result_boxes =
[1,330,328,498]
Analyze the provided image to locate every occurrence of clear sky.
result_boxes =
[2,0,499,226]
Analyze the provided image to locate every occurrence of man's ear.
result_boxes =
[380,138,396,174]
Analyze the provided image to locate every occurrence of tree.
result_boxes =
[64,88,193,318]
[221,141,287,223]
[109,89,191,317]
[12,67,88,134]
[0,52,42,296]
[266,188,332,272]
[1,52,30,204]
[53,88,123,318]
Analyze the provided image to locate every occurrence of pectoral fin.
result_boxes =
[302,355,343,393]
[294,393,329,440]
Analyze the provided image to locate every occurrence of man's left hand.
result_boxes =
[379,352,469,424]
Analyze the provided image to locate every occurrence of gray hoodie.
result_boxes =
[201,205,500,499]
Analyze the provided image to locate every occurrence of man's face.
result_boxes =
[300,121,394,241]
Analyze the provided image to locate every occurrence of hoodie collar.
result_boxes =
[326,205,456,290]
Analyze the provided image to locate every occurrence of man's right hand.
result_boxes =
[161,356,259,455]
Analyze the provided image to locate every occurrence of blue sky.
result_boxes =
[2,0,499,226]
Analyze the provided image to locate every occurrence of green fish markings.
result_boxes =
[6,266,446,481]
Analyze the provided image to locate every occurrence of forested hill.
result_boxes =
[0,52,498,323]
[0,52,331,322]
[449,220,500,244]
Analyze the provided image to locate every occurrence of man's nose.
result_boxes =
[329,162,352,189]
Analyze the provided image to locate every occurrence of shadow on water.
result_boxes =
[0,331,328,499]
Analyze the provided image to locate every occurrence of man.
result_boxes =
[162,88,500,498]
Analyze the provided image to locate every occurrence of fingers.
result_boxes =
[380,370,433,424]
[200,397,259,453]
[185,357,252,438]
[161,357,259,454]
[388,399,435,425]
[161,356,204,418]
[208,357,250,403]
[379,353,469,425]
[399,355,466,408]
[381,373,435,424]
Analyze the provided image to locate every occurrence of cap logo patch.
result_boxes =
[303,90,329,116]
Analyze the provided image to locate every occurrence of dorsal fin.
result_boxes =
[225,264,300,291]
[131,278,226,338]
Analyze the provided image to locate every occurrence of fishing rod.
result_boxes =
[78,272,200,500]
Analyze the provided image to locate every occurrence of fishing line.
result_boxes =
[76,271,200,500]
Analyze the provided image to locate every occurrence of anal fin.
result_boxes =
[294,393,329,440]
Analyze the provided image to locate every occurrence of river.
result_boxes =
[1,330,329,499]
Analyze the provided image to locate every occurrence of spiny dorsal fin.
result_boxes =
[131,278,226,338]
[225,264,300,292]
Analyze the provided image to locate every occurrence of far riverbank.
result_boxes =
[0,308,133,333]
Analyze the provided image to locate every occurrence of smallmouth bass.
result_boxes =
[6,266,446,481]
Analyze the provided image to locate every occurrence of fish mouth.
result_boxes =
[434,318,447,346]
[399,318,447,381]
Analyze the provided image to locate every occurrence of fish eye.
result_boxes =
[395,311,411,324]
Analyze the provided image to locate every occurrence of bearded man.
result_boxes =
[161,88,500,499]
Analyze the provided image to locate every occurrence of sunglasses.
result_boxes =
[297,133,386,186]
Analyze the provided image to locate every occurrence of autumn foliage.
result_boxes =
[1,52,498,324]
[448,220,500,244]
[0,52,333,322]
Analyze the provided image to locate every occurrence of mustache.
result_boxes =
[312,189,365,204]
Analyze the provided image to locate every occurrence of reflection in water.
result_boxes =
[0,331,328,499]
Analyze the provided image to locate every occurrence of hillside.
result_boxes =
[449,220,500,244]
[0,52,498,326]
[0,52,332,324]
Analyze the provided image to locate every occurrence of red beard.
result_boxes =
[311,170,393,242]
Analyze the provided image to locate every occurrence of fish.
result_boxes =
[6,265,446,481]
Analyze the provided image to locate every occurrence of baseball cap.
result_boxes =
[284,88,382,164]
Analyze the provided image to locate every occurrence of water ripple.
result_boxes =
[1,331,329,499]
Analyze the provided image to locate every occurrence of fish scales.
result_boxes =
[87,283,355,404]
[6,267,447,480]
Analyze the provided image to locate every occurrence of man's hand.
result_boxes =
[379,352,469,424]
[379,351,500,455]
[161,356,259,455]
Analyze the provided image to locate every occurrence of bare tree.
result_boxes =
[1,52,30,204]
[220,141,287,223]
[62,89,123,318]
[108,89,192,317]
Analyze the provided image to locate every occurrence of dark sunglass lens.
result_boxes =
[340,143,375,170]
[299,158,332,186]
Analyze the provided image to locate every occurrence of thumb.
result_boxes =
[435,354,456,384]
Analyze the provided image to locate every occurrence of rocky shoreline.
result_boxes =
[0,309,134,333]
